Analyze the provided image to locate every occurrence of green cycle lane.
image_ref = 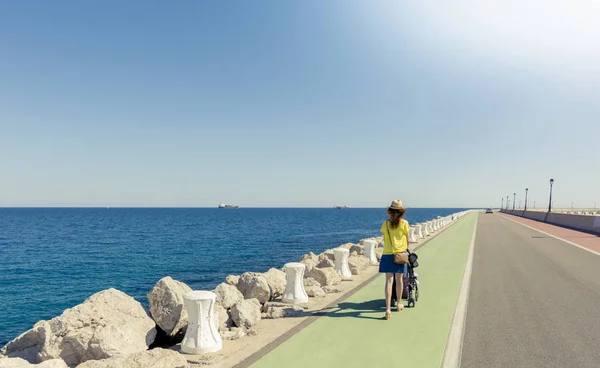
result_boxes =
[251,212,478,368]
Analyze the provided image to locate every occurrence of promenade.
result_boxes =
[245,211,600,368]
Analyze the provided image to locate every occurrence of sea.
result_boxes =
[0,207,467,345]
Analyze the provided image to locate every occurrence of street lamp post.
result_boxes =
[524,188,529,211]
[548,179,554,212]
[507,196,509,211]
[513,193,516,210]
[501,197,504,210]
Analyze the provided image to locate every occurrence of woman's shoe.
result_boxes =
[396,304,404,312]
[385,311,392,320]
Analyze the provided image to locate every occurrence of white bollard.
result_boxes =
[282,262,309,304]
[424,222,431,236]
[433,220,439,231]
[333,248,352,280]
[181,291,222,354]
[362,239,378,265]
[408,226,418,243]
[415,224,424,239]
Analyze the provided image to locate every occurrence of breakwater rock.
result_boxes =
[0,289,156,367]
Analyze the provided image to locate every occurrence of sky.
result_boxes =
[1,0,599,208]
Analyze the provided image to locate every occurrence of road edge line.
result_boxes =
[440,212,478,368]
[499,213,600,258]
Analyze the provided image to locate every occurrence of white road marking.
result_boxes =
[500,214,600,258]
[441,212,478,368]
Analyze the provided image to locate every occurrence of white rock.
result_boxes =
[213,283,244,310]
[322,285,343,294]
[262,306,305,319]
[339,243,354,250]
[263,268,287,299]
[316,258,334,268]
[236,273,271,304]
[0,357,68,368]
[214,304,232,332]
[299,252,318,263]
[147,276,192,337]
[299,258,318,272]
[0,288,156,367]
[349,244,364,255]
[305,286,326,298]
[219,327,246,341]
[348,255,368,275]
[76,348,187,368]
[224,275,240,286]
[319,250,335,261]
[306,267,341,286]
[303,277,321,288]
[230,299,261,329]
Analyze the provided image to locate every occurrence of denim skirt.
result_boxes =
[379,254,407,274]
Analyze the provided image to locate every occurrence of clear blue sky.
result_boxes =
[1,1,599,208]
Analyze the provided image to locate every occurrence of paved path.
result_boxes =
[251,213,477,368]
[461,213,600,368]
[499,212,600,254]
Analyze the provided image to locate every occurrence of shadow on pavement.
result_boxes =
[312,299,386,320]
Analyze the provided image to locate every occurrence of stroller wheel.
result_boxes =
[407,299,415,308]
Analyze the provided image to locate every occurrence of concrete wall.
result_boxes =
[501,209,600,235]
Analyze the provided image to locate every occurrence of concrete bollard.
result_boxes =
[415,223,424,239]
[282,262,309,304]
[424,222,431,236]
[362,239,378,265]
[333,248,353,280]
[408,226,418,243]
[181,291,222,354]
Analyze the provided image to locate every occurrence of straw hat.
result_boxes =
[388,200,405,210]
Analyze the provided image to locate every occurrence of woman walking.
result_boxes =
[379,200,410,320]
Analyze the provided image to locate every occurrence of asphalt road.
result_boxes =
[461,213,600,368]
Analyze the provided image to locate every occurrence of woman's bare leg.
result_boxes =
[395,272,404,310]
[385,272,394,317]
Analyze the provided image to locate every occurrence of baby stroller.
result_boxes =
[391,250,419,308]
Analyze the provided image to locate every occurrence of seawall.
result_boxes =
[500,209,600,235]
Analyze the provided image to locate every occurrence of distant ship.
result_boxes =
[218,202,239,209]
[334,205,349,209]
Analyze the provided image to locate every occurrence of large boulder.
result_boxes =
[348,255,368,275]
[316,258,334,268]
[147,276,192,337]
[262,305,305,319]
[349,244,364,255]
[299,258,318,272]
[339,243,354,250]
[263,268,286,299]
[0,289,156,367]
[318,250,335,261]
[213,283,243,310]
[236,272,271,304]
[224,275,240,286]
[305,286,326,298]
[306,267,341,286]
[77,348,187,368]
[214,304,232,332]
[230,299,261,330]
[303,277,321,288]
[299,252,318,263]
[0,358,68,367]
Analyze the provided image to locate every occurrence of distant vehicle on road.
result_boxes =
[485,208,493,214]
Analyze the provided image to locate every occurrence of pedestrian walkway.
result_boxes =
[498,212,600,254]
[250,213,477,368]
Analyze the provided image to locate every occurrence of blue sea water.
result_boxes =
[0,207,467,345]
